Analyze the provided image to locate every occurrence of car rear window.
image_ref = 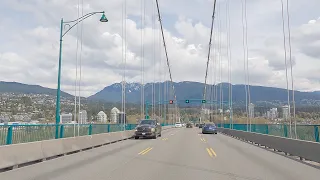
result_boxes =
[140,120,156,125]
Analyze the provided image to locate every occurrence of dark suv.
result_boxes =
[134,119,162,139]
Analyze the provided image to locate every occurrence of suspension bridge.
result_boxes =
[0,0,320,179]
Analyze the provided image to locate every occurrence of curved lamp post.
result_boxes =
[55,11,108,139]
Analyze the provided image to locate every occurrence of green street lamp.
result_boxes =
[55,11,108,139]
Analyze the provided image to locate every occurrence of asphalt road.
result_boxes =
[1,127,320,180]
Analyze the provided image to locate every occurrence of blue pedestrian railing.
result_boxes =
[217,123,320,143]
[0,123,173,146]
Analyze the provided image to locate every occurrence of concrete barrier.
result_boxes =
[41,139,64,159]
[218,128,320,163]
[0,130,137,170]
[0,126,173,170]
[0,141,44,170]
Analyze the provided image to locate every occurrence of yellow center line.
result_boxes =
[206,148,213,157]
[210,148,217,157]
[141,147,153,155]
[138,147,152,155]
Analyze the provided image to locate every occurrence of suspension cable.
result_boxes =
[78,0,84,126]
[75,0,81,136]
[155,0,177,106]
[280,0,291,137]
[218,2,223,125]
[226,0,233,128]
[158,15,162,121]
[121,0,127,129]
[241,0,249,131]
[286,0,296,138]
[141,0,145,119]
[203,0,217,103]
[152,0,156,118]
[244,0,251,130]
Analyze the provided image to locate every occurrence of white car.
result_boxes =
[175,122,182,128]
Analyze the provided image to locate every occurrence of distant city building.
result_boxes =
[118,112,127,124]
[282,105,290,120]
[201,108,211,115]
[79,110,88,124]
[110,107,120,123]
[266,111,271,119]
[60,113,73,124]
[248,103,255,118]
[270,108,278,120]
[97,111,107,123]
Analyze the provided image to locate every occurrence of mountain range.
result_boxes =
[89,81,320,106]
[1,81,320,106]
[0,81,72,97]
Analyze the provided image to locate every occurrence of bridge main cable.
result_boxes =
[203,0,217,102]
[155,0,177,105]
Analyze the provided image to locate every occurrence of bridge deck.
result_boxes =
[1,128,319,180]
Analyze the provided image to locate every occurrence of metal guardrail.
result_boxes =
[216,124,320,142]
[0,123,173,146]
[217,128,320,163]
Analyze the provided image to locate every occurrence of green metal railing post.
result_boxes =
[314,126,319,142]
[6,126,13,145]
[89,124,93,135]
[59,125,64,138]
[284,124,288,137]
[265,125,269,135]
[107,124,110,132]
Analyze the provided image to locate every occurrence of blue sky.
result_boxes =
[1,0,320,97]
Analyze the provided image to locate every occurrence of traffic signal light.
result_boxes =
[169,100,174,104]
[185,100,190,103]
[201,100,206,103]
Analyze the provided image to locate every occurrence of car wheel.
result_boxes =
[152,135,157,139]
[159,133,162,137]
[134,136,139,139]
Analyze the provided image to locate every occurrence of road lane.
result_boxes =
[203,129,320,180]
[0,128,180,180]
[1,127,320,180]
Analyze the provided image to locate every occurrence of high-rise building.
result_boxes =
[248,103,255,118]
[79,110,87,124]
[60,113,73,124]
[282,105,290,120]
[110,107,120,123]
[97,111,107,123]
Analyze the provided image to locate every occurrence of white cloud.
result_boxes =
[0,0,320,97]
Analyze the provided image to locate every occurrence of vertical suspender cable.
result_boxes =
[75,0,81,136]
[214,23,218,124]
[78,0,84,126]
[226,0,233,128]
[209,30,215,122]
[141,0,145,119]
[158,17,162,121]
[241,0,249,131]
[121,0,127,129]
[218,2,223,125]
[152,1,156,119]
[280,0,291,137]
[286,0,296,138]
[243,0,251,130]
